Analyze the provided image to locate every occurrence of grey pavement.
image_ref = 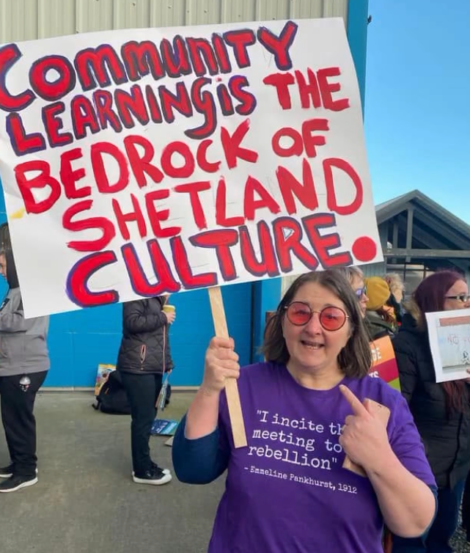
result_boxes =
[0,391,223,553]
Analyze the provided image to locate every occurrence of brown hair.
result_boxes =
[376,306,397,326]
[262,269,372,378]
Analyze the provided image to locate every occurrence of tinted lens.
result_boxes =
[286,302,312,325]
[355,286,366,299]
[319,307,346,331]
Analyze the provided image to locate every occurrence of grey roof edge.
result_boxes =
[375,189,470,240]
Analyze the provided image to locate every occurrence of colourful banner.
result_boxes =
[369,336,400,390]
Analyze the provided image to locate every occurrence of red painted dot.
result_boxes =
[352,236,377,262]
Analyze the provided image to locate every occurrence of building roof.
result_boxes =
[376,189,470,247]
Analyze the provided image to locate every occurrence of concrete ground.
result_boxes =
[0,391,223,553]
[1,392,469,553]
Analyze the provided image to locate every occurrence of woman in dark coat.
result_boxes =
[116,297,175,485]
[392,271,470,552]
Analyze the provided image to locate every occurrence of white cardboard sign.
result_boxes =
[426,309,470,382]
[0,18,382,317]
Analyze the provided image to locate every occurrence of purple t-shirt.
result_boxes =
[209,362,435,553]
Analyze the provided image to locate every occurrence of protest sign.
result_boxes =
[426,309,470,383]
[0,17,381,319]
[369,336,400,390]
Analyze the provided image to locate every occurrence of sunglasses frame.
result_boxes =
[445,295,470,303]
[284,301,349,331]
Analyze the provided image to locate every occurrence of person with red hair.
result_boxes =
[392,270,470,552]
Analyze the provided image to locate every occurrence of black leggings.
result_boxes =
[120,372,163,476]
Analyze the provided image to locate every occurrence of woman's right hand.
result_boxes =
[201,337,240,395]
[164,310,176,324]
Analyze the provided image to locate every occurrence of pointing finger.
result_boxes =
[339,385,369,417]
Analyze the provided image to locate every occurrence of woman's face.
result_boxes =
[351,275,368,318]
[282,282,352,376]
[443,280,470,311]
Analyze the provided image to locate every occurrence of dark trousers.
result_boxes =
[392,480,465,553]
[0,371,47,477]
[120,372,162,476]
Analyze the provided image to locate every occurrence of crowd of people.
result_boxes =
[1,213,470,550]
[173,266,470,553]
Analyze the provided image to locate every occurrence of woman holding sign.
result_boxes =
[392,270,470,552]
[172,270,436,553]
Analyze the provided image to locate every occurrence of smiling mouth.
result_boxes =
[300,340,324,350]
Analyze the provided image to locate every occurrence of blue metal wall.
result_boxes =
[47,286,254,387]
[0,0,369,387]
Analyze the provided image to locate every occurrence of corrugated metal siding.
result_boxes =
[0,0,38,41]
[0,0,348,42]
[38,0,76,38]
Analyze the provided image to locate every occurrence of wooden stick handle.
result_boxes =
[208,286,247,448]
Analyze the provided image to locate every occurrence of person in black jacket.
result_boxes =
[116,297,175,485]
[392,270,470,552]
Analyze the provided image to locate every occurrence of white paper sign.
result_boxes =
[0,18,382,318]
[426,309,470,382]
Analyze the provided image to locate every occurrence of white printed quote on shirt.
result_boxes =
[244,409,358,495]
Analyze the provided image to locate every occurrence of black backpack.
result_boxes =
[93,371,131,415]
